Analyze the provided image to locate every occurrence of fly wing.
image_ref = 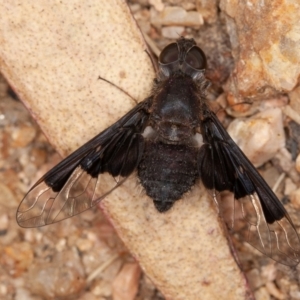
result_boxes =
[17,99,151,228]
[198,110,300,266]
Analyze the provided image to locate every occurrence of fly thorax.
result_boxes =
[151,78,201,143]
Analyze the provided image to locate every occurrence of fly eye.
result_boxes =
[185,46,207,70]
[159,43,179,64]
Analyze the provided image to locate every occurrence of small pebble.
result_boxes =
[4,242,34,276]
[284,177,297,196]
[27,251,85,299]
[76,237,94,252]
[266,281,285,300]
[91,279,112,297]
[149,0,164,12]
[151,6,203,27]
[112,263,141,300]
[290,188,300,210]
[254,286,271,300]
[246,268,263,290]
[196,0,218,23]
[161,26,185,39]
[0,183,18,207]
[227,108,285,167]
[295,153,300,173]
[0,214,9,232]
[261,264,277,282]
[11,124,36,148]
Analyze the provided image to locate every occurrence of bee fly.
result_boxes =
[17,37,300,266]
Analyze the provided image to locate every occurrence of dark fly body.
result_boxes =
[17,38,300,266]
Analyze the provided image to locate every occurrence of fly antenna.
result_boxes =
[98,76,138,104]
[142,33,159,73]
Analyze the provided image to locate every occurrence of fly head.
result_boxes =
[149,38,209,144]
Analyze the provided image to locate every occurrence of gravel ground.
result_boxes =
[1,1,300,299]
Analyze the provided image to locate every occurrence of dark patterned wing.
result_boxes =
[17,99,151,228]
[198,110,300,266]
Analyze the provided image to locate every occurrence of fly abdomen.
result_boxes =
[138,141,199,212]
